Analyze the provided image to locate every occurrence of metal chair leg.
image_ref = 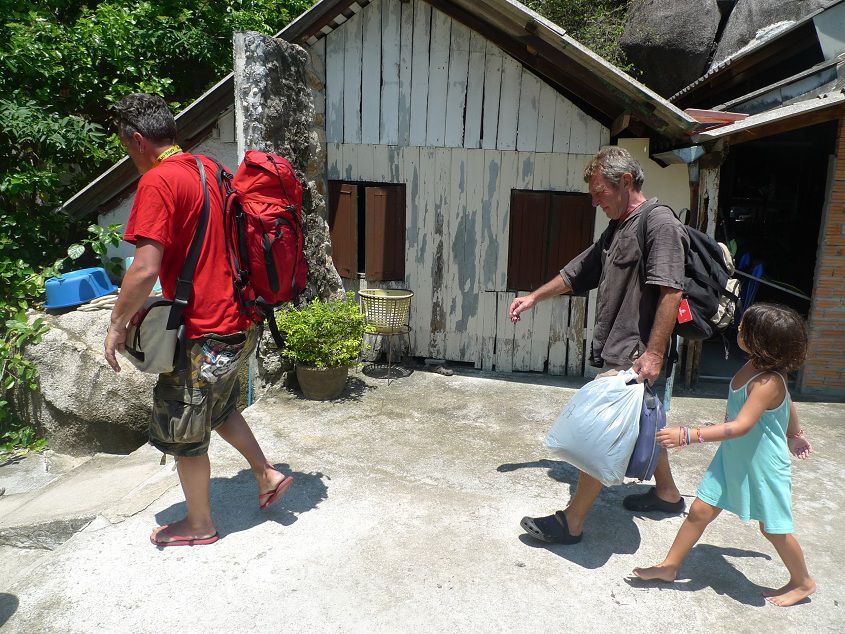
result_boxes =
[386,334,394,385]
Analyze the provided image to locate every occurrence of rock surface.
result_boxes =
[14,310,154,455]
[620,0,722,97]
[712,0,831,68]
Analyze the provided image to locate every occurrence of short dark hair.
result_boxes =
[740,303,807,373]
[113,94,176,143]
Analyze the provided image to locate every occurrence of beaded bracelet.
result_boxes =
[786,428,805,439]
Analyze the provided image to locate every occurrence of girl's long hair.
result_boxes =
[740,303,808,373]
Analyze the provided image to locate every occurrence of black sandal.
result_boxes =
[520,511,582,544]
[622,487,685,514]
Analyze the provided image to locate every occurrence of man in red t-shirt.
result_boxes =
[104,94,293,547]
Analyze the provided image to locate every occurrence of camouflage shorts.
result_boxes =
[149,326,258,457]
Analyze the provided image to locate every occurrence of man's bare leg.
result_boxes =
[215,410,286,495]
[151,454,216,543]
[652,449,682,503]
[564,471,604,536]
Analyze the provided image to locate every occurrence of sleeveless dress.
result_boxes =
[696,372,794,533]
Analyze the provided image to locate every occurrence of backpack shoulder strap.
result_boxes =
[166,156,211,330]
[636,200,675,282]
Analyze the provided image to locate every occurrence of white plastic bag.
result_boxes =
[544,369,645,486]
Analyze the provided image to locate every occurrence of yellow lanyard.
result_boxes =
[153,145,183,166]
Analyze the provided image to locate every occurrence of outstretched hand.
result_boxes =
[509,295,535,322]
[788,432,812,460]
[656,426,682,449]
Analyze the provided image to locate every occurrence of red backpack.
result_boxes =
[215,151,308,343]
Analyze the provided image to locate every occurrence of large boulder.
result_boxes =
[13,310,155,455]
[711,0,832,67]
[620,0,722,97]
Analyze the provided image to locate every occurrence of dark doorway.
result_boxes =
[698,121,836,381]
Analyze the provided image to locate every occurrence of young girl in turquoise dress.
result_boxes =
[633,303,815,607]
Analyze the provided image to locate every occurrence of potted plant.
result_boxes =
[275,292,366,400]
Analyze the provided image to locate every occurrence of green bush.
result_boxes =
[275,293,365,369]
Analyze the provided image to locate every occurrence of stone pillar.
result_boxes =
[233,31,344,304]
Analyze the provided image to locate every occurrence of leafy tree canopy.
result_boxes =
[526,0,632,71]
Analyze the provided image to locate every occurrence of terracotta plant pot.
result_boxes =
[295,365,349,400]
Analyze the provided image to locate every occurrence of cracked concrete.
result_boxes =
[1,369,843,632]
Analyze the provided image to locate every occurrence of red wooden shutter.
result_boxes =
[328,181,359,279]
[547,193,595,280]
[365,185,406,281]
[508,190,551,291]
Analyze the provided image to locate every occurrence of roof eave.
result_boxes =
[691,90,845,145]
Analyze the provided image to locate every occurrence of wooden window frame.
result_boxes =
[507,190,595,291]
[328,180,406,282]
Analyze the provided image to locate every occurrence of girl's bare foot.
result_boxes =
[764,580,816,607]
[762,583,791,598]
[632,565,677,582]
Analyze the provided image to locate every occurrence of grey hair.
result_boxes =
[113,94,177,143]
[583,146,645,191]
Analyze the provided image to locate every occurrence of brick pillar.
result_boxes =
[801,117,845,395]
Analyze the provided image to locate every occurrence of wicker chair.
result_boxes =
[358,289,413,383]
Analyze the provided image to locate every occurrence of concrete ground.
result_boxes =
[1,367,844,633]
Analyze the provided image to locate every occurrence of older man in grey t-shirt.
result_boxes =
[508,146,687,545]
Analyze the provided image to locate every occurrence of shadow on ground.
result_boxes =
[285,375,378,403]
[0,593,18,628]
[0,455,25,469]
[499,458,651,569]
[154,463,328,537]
[360,362,414,381]
[498,461,795,606]
[625,544,774,607]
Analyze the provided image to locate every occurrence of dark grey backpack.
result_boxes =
[637,203,739,341]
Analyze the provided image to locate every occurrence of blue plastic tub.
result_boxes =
[44,267,118,309]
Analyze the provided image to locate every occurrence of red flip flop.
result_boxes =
[259,475,294,510]
[150,525,220,548]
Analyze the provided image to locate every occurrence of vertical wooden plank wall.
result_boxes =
[313,0,608,376]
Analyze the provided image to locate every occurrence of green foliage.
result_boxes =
[0,315,49,457]
[0,423,48,458]
[525,0,634,73]
[1,1,316,124]
[275,293,366,369]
